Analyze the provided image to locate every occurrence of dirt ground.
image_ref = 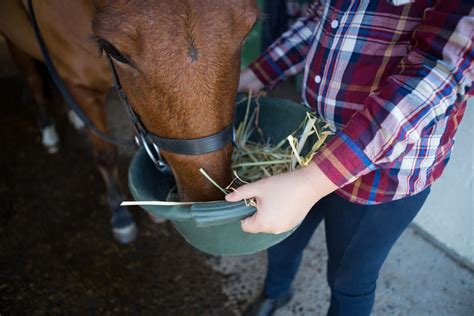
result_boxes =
[0,74,235,314]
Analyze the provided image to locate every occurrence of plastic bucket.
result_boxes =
[128,97,312,256]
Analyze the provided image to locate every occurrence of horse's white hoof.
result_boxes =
[68,110,85,130]
[111,206,138,244]
[112,222,138,244]
[41,125,60,154]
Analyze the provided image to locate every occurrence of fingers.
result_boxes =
[225,182,260,202]
[238,69,264,94]
[241,213,289,235]
[241,213,260,234]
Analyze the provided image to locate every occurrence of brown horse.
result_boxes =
[0,0,258,242]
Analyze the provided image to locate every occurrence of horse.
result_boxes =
[0,0,258,243]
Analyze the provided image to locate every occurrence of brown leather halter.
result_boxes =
[28,0,234,172]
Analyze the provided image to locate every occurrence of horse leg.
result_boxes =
[5,39,59,154]
[66,84,137,244]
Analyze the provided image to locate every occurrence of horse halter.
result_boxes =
[27,0,233,173]
[106,56,234,172]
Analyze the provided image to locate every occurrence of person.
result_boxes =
[226,0,473,315]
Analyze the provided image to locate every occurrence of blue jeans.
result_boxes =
[264,188,430,316]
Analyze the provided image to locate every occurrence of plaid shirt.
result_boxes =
[249,0,473,205]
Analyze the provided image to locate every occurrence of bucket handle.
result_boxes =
[191,200,256,227]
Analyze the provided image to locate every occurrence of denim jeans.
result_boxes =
[264,188,430,316]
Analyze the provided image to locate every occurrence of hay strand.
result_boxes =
[199,168,229,195]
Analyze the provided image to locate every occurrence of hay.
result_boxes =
[121,92,333,207]
[230,92,332,183]
[189,92,333,206]
[121,201,195,206]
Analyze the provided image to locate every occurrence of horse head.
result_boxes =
[92,0,258,201]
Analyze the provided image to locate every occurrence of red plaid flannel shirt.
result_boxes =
[249,0,473,204]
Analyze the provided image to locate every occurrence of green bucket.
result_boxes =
[127,97,312,256]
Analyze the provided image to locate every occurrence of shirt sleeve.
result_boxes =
[248,1,324,89]
[313,0,474,188]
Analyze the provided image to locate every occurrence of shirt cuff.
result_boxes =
[248,53,286,90]
[312,132,376,188]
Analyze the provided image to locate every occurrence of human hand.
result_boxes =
[238,68,264,94]
[225,162,338,234]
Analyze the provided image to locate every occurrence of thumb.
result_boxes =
[240,212,261,234]
[225,182,260,202]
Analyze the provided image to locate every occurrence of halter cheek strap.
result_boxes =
[27,0,134,147]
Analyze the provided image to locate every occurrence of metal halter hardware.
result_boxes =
[137,133,169,172]
[28,0,234,172]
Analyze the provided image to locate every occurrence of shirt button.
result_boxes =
[331,20,339,29]
[314,75,322,84]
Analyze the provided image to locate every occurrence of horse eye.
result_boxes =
[96,39,131,65]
